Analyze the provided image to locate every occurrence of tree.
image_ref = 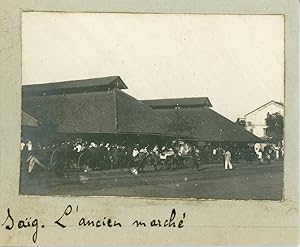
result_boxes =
[165,105,195,143]
[265,112,284,145]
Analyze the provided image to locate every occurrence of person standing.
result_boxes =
[280,147,284,159]
[275,149,280,160]
[224,149,232,170]
[191,145,200,170]
[257,150,263,165]
[266,153,271,165]
[132,147,139,158]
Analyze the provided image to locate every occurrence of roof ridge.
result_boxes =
[116,89,164,112]
[142,97,213,108]
[142,96,209,101]
[23,75,120,87]
[22,76,128,96]
[244,100,284,117]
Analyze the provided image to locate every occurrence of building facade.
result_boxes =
[241,101,284,138]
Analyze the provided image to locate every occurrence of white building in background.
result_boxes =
[241,100,284,138]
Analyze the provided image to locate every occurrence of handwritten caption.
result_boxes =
[0,205,186,243]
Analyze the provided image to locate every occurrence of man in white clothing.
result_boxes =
[224,149,232,170]
[132,147,139,158]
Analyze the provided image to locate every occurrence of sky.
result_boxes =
[22,13,284,121]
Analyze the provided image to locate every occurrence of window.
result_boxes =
[263,127,268,136]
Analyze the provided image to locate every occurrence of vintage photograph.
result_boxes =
[20,13,284,200]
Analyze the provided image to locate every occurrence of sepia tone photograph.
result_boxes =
[20,12,284,200]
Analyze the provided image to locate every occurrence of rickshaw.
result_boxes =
[49,142,81,175]
[125,150,162,173]
[157,143,194,170]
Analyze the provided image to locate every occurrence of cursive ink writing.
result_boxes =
[1,208,41,243]
[0,205,186,244]
[78,217,122,228]
[54,204,72,228]
[55,205,122,229]
[1,208,14,230]
[132,208,186,228]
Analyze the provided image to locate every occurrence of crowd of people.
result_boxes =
[21,139,195,174]
[20,137,284,176]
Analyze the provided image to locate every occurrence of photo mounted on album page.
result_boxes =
[0,0,298,245]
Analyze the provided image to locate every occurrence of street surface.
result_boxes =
[20,160,283,200]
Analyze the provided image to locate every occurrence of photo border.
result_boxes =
[0,0,298,245]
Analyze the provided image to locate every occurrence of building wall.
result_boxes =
[245,102,284,138]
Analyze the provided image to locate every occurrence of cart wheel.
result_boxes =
[153,156,163,171]
[117,157,127,172]
[78,152,92,171]
[171,156,180,169]
[127,158,139,173]
[77,152,86,169]
[142,155,153,171]
[49,148,57,171]
[50,149,65,176]
[184,156,194,168]
[154,161,163,171]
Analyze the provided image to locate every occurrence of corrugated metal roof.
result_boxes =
[22,76,128,96]
[142,97,212,109]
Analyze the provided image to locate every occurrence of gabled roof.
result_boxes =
[21,111,39,127]
[153,108,262,142]
[22,76,128,97]
[22,89,174,136]
[22,88,261,141]
[142,97,212,109]
[115,90,175,135]
[245,100,284,117]
[23,91,116,133]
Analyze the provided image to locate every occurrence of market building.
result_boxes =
[22,76,261,145]
[142,98,261,143]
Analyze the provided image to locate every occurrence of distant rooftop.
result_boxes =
[22,76,127,97]
[244,100,284,117]
[142,97,212,109]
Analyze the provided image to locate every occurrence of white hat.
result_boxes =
[90,142,96,148]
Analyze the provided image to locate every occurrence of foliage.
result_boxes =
[265,112,284,144]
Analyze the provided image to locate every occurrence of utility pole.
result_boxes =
[175,104,181,149]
